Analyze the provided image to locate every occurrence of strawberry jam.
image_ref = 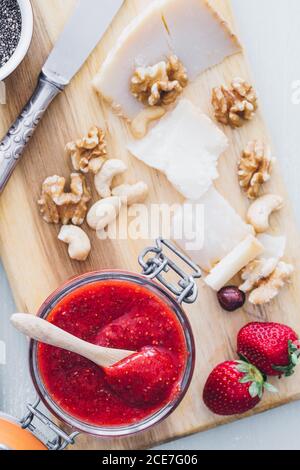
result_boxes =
[37,279,188,427]
[106,347,177,408]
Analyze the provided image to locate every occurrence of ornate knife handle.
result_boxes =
[0,73,64,193]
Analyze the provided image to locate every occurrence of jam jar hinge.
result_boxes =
[138,238,202,305]
[20,398,79,450]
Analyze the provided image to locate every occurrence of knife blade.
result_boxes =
[43,0,123,86]
[0,0,123,193]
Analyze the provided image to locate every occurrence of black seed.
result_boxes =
[0,0,22,68]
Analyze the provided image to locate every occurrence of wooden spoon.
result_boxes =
[11,313,136,368]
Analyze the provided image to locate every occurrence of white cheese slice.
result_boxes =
[128,100,228,200]
[256,234,286,261]
[172,187,254,272]
[93,0,240,119]
[205,235,264,291]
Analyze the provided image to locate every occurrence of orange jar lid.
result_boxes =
[0,417,47,451]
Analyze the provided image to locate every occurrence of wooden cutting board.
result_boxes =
[1,0,300,451]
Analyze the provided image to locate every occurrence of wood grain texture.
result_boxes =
[0,0,300,450]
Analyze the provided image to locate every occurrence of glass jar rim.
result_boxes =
[29,270,196,438]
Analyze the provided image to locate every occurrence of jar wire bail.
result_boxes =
[138,238,202,305]
[20,398,79,450]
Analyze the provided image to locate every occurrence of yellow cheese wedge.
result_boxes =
[205,235,264,291]
[93,0,240,119]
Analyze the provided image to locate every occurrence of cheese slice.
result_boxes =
[93,0,240,119]
[256,234,286,261]
[172,187,254,272]
[205,235,264,291]
[128,100,228,200]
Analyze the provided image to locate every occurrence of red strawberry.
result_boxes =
[237,322,300,377]
[203,360,275,416]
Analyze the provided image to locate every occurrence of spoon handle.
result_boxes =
[11,313,133,367]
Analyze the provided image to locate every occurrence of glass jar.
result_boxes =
[8,239,201,449]
[30,270,196,438]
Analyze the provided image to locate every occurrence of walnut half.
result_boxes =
[212,77,258,128]
[238,140,274,200]
[248,262,294,305]
[66,126,107,175]
[38,173,91,226]
[240,258,279,293]
[130,55,188,107]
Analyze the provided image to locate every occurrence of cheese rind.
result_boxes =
[93,0,240,119]
[128,100,228,200]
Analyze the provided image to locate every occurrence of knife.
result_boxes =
[0,0,123,193]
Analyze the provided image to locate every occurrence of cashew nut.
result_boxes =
[130,107,166,139]
[112,182,149,205]
[58,225,91,261]
[94,159,127,198]
[247,194,284,233]
[87,196,122,231]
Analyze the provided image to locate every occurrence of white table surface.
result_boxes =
[1,0,300,451]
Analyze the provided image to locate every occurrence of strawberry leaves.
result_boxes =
[272,340,300,377]
[235,361,251,374]
[235,360,277,398]
[249,381,262,399]
[263,382,278,393]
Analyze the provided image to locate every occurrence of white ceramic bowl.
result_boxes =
[0,0,33,81]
